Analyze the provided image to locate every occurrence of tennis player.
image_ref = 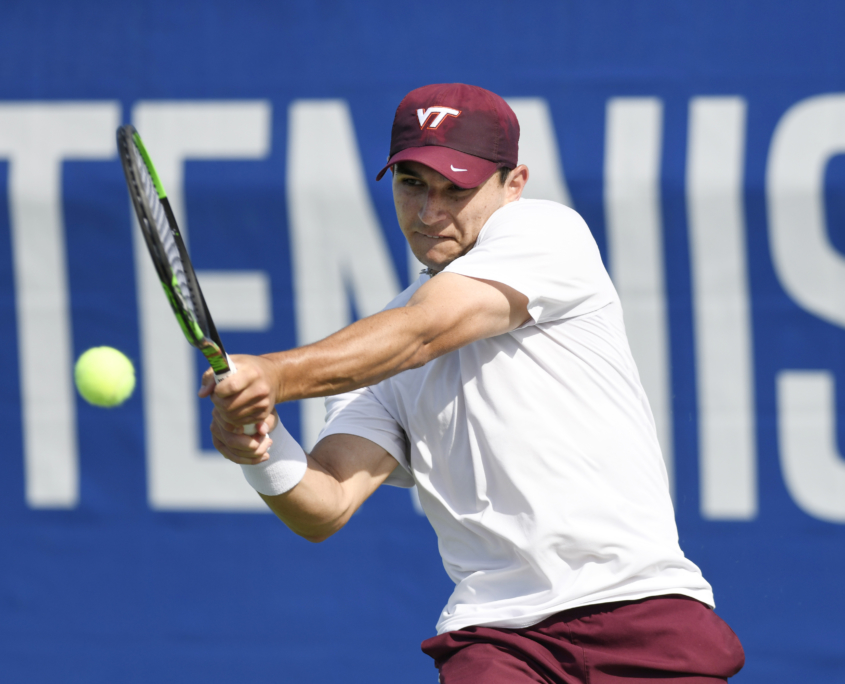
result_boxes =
[201,83,745,683]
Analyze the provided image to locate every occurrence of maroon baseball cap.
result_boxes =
[376,83,520,189]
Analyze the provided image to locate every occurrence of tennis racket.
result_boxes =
[117,124,256,435]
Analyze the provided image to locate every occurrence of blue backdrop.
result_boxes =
[2,2,844,682]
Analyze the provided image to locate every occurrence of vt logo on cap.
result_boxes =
[417,106,461,129]
[376,83,520,189]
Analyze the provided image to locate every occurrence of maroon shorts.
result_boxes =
[421,595,744,684]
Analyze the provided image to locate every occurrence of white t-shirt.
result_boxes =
[319,199,714,634]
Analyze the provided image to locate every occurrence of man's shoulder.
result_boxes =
[497,197,580,218]
[478,199,594,253]
[486,198,587,234]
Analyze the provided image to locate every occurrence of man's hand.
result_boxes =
[198,353,280,431]
[210,406,277,465]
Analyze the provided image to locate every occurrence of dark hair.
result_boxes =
[498,166,513,185]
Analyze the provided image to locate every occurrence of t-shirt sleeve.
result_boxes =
[317,388,415,488]
[443,200,617,325]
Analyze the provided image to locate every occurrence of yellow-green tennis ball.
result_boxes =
[74,347,136,408]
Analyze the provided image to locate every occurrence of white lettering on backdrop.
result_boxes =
[768,94,845,521]
[687,97,757,520]
[0,102,119,508]
[7,94,845,523]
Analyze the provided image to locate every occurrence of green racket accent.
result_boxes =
[132,131,167,200]
[201,345,231,374]
[162,280,228,374]
[161,282,204,342]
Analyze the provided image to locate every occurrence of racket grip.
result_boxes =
[214,356,257,436]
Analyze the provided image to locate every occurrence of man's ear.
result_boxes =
[507,165,529,201]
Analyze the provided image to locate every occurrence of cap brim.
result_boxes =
[376,146,499,189]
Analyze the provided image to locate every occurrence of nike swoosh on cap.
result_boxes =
[450,165,467,172]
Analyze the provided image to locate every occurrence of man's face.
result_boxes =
[392,161,524,273]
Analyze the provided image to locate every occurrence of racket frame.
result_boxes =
[118,124,256,433]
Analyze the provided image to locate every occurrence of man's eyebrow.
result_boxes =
[394,163,421,178]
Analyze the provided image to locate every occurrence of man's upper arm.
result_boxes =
[405,272,531,361]
[258,432,399,542]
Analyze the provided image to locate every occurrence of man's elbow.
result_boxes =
[283,516,347,544]
[259,488,351,542]
[298,523,340,544]
[301,531,333,544]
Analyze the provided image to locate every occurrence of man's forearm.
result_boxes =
[250,271,525,406]
[265,306,432,403]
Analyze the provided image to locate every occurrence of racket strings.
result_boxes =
[134,145,200,321]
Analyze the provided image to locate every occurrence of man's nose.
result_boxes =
[419,189,445,225]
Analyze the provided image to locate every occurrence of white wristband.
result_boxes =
[240,418,308,496]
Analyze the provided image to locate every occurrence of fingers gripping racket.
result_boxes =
[117,124,256,435]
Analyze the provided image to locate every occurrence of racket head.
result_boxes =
[117,124,232,377]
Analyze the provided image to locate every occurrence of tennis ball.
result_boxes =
[74,346,136,408]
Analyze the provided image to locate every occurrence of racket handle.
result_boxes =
[214,356,257,436]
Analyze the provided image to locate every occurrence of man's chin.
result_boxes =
[416,255,450,275]
[411,238,467,274]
